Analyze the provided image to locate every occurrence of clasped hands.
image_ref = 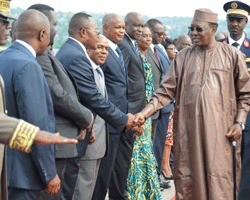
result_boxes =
[126,113,146,136]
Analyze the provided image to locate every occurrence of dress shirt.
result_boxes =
[228,34,245,50]
[125,33,137,49]
[107,39,119,58]
[15,39,36,57]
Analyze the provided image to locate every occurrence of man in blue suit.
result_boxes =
[91,13,128,200]
[56,13,138,200]
[0,10,60,199]
[218,1,250,199]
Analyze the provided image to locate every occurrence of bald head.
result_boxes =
[102,13,121,26]
[16,10,50,55]
[176,34,191,51]
[124,12,143,25]
[215,32,225,40]
[17,10,50,41]
[68,12,92,36]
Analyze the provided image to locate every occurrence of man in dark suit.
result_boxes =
[73,35,109,200]
[218,1,250,198]
[146,19,172,190]
[91,13,128,200]
[108,12,145,200]
[56,13,138,200]
[145,19,164,143]
[0,10,60,199]
[28,4,94,200]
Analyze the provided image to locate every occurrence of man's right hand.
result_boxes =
[134,113,146,126]
[45,174,61,194]
[77,129,87,142]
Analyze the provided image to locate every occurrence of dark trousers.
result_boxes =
[151,119,158,144]
[239,113,250,199]
[109,130,135,200]
[91,134,120,200]
[153,112,170,181]
[61,132,91,200]
[8,187,40,200]
[39,158,67,200]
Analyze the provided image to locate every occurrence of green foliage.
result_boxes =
[9,7,250,49]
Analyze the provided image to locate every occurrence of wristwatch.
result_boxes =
[235,121,245,130]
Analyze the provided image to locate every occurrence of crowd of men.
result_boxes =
[1,0,250,200]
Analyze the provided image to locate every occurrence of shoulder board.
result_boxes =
[246,58,250,62]
[244,40,249,48]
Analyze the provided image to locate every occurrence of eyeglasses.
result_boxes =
[188,26,211,33]
[80,27,100,35]
[153,30,166,37]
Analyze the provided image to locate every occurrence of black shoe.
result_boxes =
[159,180,171,189]
[160,187,164,191]
[161,170,174,180]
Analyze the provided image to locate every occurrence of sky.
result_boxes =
[10,0,249,20]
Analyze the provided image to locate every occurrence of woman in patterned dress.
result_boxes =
[126,26,161,200]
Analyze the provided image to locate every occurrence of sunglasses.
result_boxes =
[188,26,211,33]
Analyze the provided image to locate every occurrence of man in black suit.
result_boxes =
[28,4,94,200]
[108,12,145,200]
[146,19,172,190]
[145,19,164,143]
[56,13,140,200]
[91,13,127,200]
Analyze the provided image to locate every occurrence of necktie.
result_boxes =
[232,42,239,48]
[115,47,126,74]
[134,41,140,54]
[154,47,160,63]
[96,66,106,94]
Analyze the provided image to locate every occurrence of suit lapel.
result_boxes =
[147,48,163,73]
[93,69,105,96]
[156,45,171,65]
[109,48,126,77]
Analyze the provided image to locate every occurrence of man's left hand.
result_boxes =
[226,123,242,141]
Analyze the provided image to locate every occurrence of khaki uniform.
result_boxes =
[0,76,39,200]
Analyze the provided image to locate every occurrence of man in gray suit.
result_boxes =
[29,4,94,200]
[73,35,109,200]
[145,19,164,143]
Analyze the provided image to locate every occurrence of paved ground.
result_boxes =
[161,180,175,200]
[105,179,175,200]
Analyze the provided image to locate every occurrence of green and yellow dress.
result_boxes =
[126,53,162,200]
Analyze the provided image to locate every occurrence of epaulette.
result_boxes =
[244,40,250,48]
[9,120,39,153]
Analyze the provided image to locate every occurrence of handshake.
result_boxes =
[125,113,146,136]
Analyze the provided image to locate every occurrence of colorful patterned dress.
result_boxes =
[126,53,162,200]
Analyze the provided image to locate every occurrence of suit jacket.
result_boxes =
[155,44,174,113]
[0,41,57,190]
[83,68,108,160]
[0,76,41,199]
[36,47,93,158]
[218,37,250,69]
[56,38,128,156]
[145,48,163,119]
[118,34,146,113]
[101,47,128,134]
